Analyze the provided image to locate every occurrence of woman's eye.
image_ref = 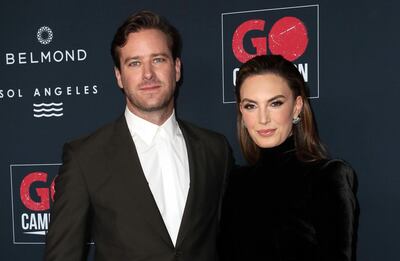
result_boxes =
[243,103,256,110]
[271,100,283,107]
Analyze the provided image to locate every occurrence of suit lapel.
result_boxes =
[105,116,172,246]
[175,121,206,247]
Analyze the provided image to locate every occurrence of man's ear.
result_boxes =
[114,67,123,90]
[175,58,181,82]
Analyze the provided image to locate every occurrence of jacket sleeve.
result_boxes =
[313,160,359,261]
[44,142,91,261]
[218,136,235,218]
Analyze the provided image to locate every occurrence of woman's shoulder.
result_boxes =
[228,165,253,180]
[311,159,358,192]
[225,164,257,189]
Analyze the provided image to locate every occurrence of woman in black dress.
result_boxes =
[219,55,359,261]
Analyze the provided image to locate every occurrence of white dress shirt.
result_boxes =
[124,108,190,245]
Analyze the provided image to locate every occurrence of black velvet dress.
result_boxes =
[219,136,359,261]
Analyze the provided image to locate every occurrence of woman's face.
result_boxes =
[240,73,303,148]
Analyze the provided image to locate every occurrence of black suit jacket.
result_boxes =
[45,116,233,261]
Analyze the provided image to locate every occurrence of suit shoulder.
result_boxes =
[65,116,123,153]
[179,119,228,143]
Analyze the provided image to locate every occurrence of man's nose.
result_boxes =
[143,62,154,80]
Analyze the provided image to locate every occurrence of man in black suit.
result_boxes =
[44,10,233,261]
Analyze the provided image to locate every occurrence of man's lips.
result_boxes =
[256,128,276,136]
[139,84,161,91]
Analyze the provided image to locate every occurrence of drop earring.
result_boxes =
[292,116,301,124]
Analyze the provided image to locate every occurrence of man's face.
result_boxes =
[114,29,181,115]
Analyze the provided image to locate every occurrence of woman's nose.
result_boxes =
[258,108,270,125]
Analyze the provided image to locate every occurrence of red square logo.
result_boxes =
[221,5,319,103]
[10,163,60,244]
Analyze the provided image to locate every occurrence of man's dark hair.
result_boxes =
[111,10,182,69]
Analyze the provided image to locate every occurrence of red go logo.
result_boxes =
[20,171,56,211]
[232,16,308,63]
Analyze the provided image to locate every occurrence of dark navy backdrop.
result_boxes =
[1,0,399,260]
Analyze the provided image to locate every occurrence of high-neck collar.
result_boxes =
[258,135,296,164]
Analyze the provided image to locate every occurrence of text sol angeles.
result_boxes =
[0,85,98,99]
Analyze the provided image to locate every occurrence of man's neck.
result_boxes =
[127,104,174,126]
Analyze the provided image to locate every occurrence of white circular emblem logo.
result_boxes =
[37,26,53,45]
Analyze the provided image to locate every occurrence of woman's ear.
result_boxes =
[294,96,303,117]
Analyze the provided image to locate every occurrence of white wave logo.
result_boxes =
[33,103,63,118]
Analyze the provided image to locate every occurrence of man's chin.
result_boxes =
[133,101,172,113]
[126,94,174,113]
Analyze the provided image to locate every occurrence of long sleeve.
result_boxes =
[44,143,91,261]
[312,160,359,261]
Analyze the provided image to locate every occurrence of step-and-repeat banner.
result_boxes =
[1,0,399,260]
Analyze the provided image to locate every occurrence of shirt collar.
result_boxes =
[125,107,180,145]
